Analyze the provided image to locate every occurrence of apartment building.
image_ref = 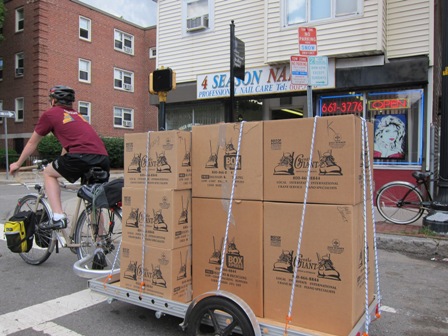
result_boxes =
[153,0,441,191]
[0,0,157,156]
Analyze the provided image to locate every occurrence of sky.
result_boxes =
[79,0,157,27]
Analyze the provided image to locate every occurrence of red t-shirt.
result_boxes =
[34,106,108,155]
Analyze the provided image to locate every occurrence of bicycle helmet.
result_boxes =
[49,85,75,105]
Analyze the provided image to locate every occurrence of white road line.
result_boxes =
[0,289,107,335]
[33,321,85,336]
[380,305,397,313]
[0,223,4,240]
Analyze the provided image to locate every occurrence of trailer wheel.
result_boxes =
[186,296,255,336]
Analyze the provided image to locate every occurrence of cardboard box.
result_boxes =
[120,242,192,303]
[192,198,264,317]
[124,131,191,190]
[192,121,263,200]
[263,115,373,204]
[263,202,375,335]
[122,187,191,249]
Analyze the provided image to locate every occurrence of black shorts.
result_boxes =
[52,153,110,184]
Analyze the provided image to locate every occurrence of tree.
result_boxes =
[0,0,5,42]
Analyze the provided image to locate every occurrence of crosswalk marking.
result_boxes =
[33,321,85,336]
[0,289,107,335]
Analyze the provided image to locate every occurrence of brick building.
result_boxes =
[0,0,157,156]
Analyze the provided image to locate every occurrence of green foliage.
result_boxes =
[0,0,5,42]
[0,148,19,169]
[35,134,124,168]
[101,137,124,168]
[37,134,62,161]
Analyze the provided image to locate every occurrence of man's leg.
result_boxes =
[43,164,64,216]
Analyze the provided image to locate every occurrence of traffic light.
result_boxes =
[149,68,176,94]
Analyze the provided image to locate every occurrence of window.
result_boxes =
[114,107,134,128]
[79,59,91,83]
[16,7,24,32]
[149,47,157,59]
[318,88,424,166]
[15,53,24,77]
[184,0,212,33]
[0,100,3,124]
[0,58,3,81]
[78,101,91,123]
[79,16,91,41]
[283,0,360,26]
[15,97,24,122]
[114,29,134,54]
[114,68,134,91]
[166,102,224,130]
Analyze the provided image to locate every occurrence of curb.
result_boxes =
[377,233,448,259]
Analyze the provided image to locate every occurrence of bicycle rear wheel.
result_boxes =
[376,182,424,225]
[14,194,54,265]
[74,206,122,272]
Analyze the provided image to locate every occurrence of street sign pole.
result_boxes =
[0,110,15,180]
[4,117,9,179]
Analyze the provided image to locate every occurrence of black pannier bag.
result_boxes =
[93,178,124,208]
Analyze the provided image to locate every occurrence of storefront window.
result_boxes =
[318,88,424,167]
[368,89,423,166]
[166,101,225,130]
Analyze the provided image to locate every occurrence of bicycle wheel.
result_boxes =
[376,182,424,224]
[14,194,54,265]
[74,206,122,272]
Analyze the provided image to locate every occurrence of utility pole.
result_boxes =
[423,0,448,232]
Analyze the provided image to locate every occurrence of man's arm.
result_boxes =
[9,131,43,174]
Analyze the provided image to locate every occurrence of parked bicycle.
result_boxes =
[13,159,123,273]
[375,171,433,224]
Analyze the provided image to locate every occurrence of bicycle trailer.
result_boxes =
[76,116,382,335]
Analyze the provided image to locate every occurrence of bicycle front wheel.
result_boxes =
[376,182,424,225]
[14,194,54,265]
[74,206,122,272]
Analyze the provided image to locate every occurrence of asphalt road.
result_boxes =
[1,183,447,335]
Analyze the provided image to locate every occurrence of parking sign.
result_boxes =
[298,27,317,56]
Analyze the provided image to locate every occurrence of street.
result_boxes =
[0,183,447,335]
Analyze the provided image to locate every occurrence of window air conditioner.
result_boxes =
[123,120,133,127]
[16,68,24,76]
[123,83,133,91]
[186,14,209,32]
[123,46,133,54]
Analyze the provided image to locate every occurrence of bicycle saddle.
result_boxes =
[412,171,431,182]
[81,167,109,185]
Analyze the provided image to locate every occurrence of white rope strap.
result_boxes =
[139,131,151,296]
[217,121,245,291]
[285,116,319,333]
[362,118,382,320]
[360,118,371,334]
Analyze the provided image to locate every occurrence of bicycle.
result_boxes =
[13,159,123,273]
[375,171,433,225]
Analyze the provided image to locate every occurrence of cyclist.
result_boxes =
[9,85,110,229]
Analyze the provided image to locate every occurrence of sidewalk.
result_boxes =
[1,170,447,258]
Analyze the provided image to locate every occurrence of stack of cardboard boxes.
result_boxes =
[191,115,375,335]
[262,115,375,335]
[118,115,375,335]
[120,131,192,303]
[191,121,264,317]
